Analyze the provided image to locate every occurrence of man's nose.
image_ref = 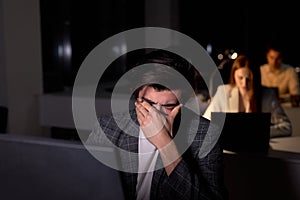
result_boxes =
[153,104,167,115]
[153,104,163,111]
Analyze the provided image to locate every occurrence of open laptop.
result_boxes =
[0,134,125,200]
[211,112,271,153]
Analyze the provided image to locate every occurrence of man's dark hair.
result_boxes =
[265,40,284,58]
[132,49,198,103]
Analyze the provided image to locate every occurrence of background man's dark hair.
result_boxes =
[265,40,284,58]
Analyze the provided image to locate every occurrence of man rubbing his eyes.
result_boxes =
[87,49,228,200]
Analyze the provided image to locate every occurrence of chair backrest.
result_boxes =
[0,134,126,200]
[0,106,8,133]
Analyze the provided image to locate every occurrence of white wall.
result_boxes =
[0,0,43,135]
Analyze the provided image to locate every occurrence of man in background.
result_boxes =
[260,42,300,104]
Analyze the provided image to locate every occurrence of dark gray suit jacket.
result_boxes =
[87,108,228,200]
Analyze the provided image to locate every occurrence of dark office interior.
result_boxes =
[1,0,300,200]
[39,0,300,93]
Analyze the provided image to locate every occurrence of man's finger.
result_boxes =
[169,104,182,119]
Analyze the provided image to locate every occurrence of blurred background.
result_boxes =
[1,0,300,136]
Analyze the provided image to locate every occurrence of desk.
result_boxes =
[282,106,300,137]
[224,136,300,200]
[270,136,300,153]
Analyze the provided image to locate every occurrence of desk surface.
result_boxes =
[282,106,300,137]
[270,136,300,153]
[224,136,300,164]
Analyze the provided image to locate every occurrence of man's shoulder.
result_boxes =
[178,107,210,130]
[97,110,137,129]
[260,64,269,73]
[260,64,268,68]
[191,113,212,135]
[282,63,294,68]
[281,63,296,73]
